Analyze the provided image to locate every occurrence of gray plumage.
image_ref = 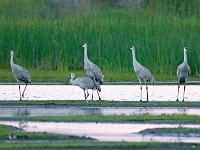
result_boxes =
[130,46,155,101]
[82,43,104,85]
[69,72,101,100]
[9,50,31,100]
[176,47,191,101]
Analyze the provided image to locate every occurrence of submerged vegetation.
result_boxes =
[0,0,200,81]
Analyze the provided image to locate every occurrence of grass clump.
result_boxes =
[0,124,92,141]
[140,127,200,137]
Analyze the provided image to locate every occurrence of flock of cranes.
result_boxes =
[9,44,191,101]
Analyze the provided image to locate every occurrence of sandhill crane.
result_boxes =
[130,46,155,101]
[69,72,101,100]
[9,50,31,100]
[176,47,191,102]
[81,43,104,85]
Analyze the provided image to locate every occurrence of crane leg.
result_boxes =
[146,84,149,102]
[93,79,98,89]
[140,85,142,101]
[182,84,186,102]
[86,90,89,99]
[22,83,28,98]
[176,84,180,101]
[91,90,94,100]
[84,90,87,100]
[97,91,101,100]
[138,79,142,101]
[18,85,22,100]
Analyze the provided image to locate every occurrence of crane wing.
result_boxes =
[91,63,103,78]
[136,66,154,83]
[177,65,181,76]
[188,65,191,76]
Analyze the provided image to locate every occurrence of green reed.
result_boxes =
[0,0,199,79]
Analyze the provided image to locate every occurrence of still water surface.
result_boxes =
[0,106,200,117]
[1,121,200,143]
[0,85,199,101]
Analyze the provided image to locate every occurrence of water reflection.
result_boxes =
[1,106,200,117]
[15,107,30,116]
[0,85,199,101]
[0,106,103,117]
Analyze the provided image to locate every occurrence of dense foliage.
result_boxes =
[0,0,199,78]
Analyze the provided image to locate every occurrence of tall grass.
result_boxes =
[0,0,199,79]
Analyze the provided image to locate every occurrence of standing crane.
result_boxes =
[130,46,155,101]
[176,47,191,102]
[9,50,31,100]
[81,43,104,85]
[69,72,101,100]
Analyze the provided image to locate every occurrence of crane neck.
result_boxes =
[10,55,14,67]
[84,46,88,60]
[69,76,75,84]
[70,76,78,86]
[131,49,138,67]
[183,51,188,64]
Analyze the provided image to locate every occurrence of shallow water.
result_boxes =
[1,106,200,117]
[1,121,200,143]
[0,85,199,101]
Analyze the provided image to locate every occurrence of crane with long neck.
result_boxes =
[130,46,155,101]
[9,50,31,100]
[176,47,191,101]
[82,43,104,85]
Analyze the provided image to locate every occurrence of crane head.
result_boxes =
[9,50,14,56]
[69,72,75,78]
[130,45,135,51]
[184,47,188,52]
[81,43,87,48]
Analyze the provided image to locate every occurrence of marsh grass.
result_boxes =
[0,141,161,149]
[1,114,200,122]
[0,1,200,81]
[140,127,200,135]
[0,124,91,141]
[1,100,200,107]
[0,141,199,149]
